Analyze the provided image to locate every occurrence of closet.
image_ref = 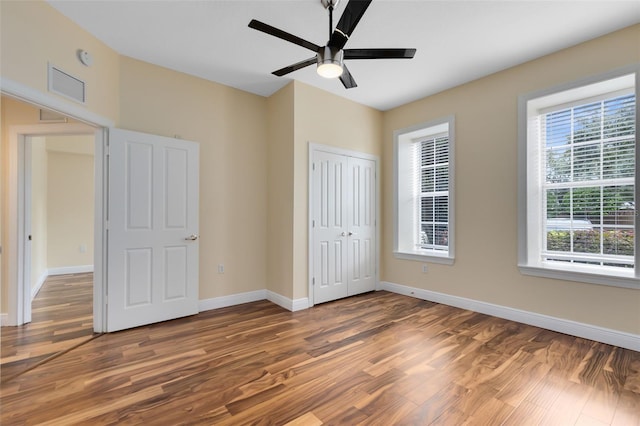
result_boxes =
[310,146,377,304]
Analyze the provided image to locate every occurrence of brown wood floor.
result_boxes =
[1,272,95,380]
[1,290,638,425]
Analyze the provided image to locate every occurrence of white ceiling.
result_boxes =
[48,0,640,111]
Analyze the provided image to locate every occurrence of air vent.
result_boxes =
[48,64,86,104]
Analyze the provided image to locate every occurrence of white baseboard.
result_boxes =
[199,290,267,312]
[48,265,94,276]
[266,291,309,312]
[198,289,309,313]
[380,281,640,352]
[0,313,8,326]
[31,271,48,300]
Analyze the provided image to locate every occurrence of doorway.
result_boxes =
[26,133,95,297]
[3,99,107,335]
[1,97,102,380]
[28,132,95,336]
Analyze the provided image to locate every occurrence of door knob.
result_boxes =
[341,232,347,237]
[348,232,355,236]
[185,234,199,241]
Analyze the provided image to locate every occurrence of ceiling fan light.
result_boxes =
[317,46,343,78]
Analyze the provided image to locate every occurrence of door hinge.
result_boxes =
[312,277,315,285]
[312,163,316,171]
[312,220,315,227]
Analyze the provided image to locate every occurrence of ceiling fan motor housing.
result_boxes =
[317,46,344,78]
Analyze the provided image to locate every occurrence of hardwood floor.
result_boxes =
[1,273,95,381]
[1,290,638,425]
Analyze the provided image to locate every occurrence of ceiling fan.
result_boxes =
[248,0,416,89]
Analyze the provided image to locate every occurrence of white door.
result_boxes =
[311,148,376,305]
[107,129,199,332]
[312,150,349,304]
[346,157,376,296]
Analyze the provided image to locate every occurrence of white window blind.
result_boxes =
[541,93,635,269]
[416,134,449,251]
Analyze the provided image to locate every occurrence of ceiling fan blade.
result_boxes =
[328,0,373,50]
[249,19,320,53]
[344,48,416,60]
[273,57,317,77]
[339,64,357,89]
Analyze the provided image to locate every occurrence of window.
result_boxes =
[518,68,639,288]
[394,116,455,264]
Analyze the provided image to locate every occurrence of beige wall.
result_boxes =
[266,83,295,298]
[291,82,382,299]
[381,24,640,334]
[1,98,42,312]
[118,56,268,301]
[0,1,120,123]
[265,81,382,300]
[30,137,48,292]
[46,136,94,269]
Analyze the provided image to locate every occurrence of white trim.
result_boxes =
[1,77,113,127]
[198,290,309,313]
[519,264,639,290]
[267,291,309,312]
[198,290,267,312]
[393,116,456,264]
[9,125,97,327]
[308,143,379,161]
[308,142,381,308]
[0,314,8,327]
[393,251,455,265]
[48,265,94,276]
[31,271,48,300]
[380,281,640,352]
[2,77,110,332]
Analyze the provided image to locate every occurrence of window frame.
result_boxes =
[518,65,640,289]
[394,116,455,264]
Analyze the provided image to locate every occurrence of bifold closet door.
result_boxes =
[346,156,376,296]
[312,150,376,305]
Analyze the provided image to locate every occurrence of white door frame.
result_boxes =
[307,142,380,307]
[2,77,113,332]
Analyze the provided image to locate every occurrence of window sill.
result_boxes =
[519,263,640,290]
[394,251,454,265]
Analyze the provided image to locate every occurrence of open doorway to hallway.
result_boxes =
[1,96,97,381]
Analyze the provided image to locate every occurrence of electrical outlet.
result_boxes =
[79,244,87,253]
[218,264,224,274]
[422,264,428,273]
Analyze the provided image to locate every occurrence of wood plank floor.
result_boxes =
[1,291,638,425]
[1,273,95,380]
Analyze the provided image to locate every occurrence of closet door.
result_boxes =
[311,147,377,305]
[347,157,376,296]
[312,150,349,304]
